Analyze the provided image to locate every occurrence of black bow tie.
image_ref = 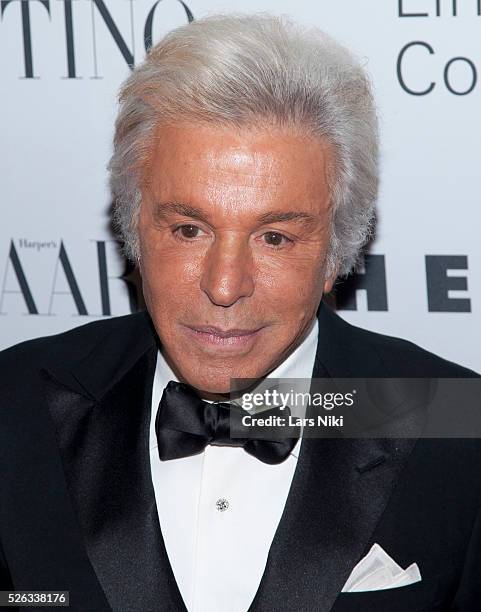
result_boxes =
[155,381,300,465]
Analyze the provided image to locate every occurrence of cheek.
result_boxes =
[139,246,204,332]
[254,251,325,307]
[141,229,203,290]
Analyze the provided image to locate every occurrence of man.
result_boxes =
[0,13,480,612]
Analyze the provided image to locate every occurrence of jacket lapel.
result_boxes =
[249,302,424,612]
[42,312,187,612]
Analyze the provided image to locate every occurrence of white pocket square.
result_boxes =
[341,543,422,592]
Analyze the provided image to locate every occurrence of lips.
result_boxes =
[182,323,264,352]
[187,325,261,338]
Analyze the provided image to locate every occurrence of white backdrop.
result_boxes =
[1,0,480,371]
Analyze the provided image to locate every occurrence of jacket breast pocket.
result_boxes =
[332,578,445,612]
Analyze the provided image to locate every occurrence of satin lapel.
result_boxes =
[43,343,186,612]
[249,436,419,612]
[249,302,423,612]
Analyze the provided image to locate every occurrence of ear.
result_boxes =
[323,269,338,294]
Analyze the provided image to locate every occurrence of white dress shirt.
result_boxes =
[149,318,319,612]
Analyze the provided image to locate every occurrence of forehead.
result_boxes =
[144,122,334,216]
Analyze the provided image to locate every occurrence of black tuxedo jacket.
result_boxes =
[1,301,480,612]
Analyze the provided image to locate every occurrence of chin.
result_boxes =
[181,368,244,396]
[159,327,287,395]
[175,359,269,397]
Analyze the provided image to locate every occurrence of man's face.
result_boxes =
[138,123,336,394]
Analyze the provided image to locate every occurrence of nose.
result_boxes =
[200,233,255,307]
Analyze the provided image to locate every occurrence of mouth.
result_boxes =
[182,324,264,350]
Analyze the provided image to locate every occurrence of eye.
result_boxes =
[174,224,205,240]
[262,231,293,248]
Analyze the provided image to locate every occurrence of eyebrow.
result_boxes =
[153,201,319,227]
[153,202,210,223]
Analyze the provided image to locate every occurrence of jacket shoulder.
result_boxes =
[0,311,151,375]
[345,318,479,377]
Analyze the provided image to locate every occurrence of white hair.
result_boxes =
[108,13,379,278]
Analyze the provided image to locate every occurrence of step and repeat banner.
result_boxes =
[1,0,480,371]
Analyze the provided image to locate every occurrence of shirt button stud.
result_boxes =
[216,498,229,512]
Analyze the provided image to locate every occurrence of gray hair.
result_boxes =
[108,13,379,278]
